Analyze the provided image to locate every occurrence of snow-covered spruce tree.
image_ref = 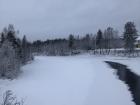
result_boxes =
[0,25,34,79]
[123,22,138,53]
[0,25,25,79]
[0,40,20,79]
[6,25,22,64]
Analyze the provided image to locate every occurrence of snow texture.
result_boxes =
[0,55,135,105]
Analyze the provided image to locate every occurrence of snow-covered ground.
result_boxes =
[0,55,137,105]
[109,57,140,76]
[94,54,140,76]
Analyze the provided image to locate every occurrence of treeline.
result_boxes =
[32,22,139,56]
[32,27,123,56]
[0,22,138,78]
[0,24,33,79]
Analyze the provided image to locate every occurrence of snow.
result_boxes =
[0,55,135,105]
[98,55,140,76]
[136,36,140,41]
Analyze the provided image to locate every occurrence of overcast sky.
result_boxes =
[0,0,140,41]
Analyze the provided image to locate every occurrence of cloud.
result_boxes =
[0,0,140,41]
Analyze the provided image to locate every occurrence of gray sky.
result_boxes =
[0,0,140,41]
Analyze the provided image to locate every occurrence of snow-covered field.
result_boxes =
[0,54,138,105]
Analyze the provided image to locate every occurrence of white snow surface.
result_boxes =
[0,55,136,105]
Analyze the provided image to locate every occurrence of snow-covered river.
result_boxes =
[0,55,138,105]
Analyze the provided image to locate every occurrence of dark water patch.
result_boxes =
[105,61,140,105]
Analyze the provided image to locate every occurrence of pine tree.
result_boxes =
[123,22,138,53]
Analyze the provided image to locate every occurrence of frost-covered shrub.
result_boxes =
[1,90,24,105]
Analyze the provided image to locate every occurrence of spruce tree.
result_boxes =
[0,33,5,46]
[123,22,138,53]
[96,30,103,48]
[68,34,74,49]
[22,35,28,64]
[96,30,103,54]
